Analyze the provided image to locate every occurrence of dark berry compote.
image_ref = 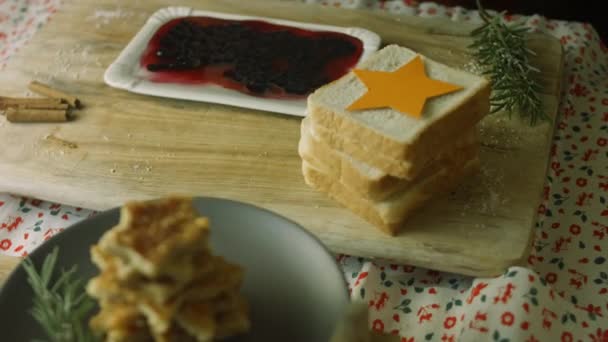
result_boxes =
[140,17,364,98]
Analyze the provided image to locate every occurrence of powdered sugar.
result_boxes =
[462,60,484,76]
[33,43,97,83]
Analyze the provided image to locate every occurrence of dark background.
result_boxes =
[435,0,607,43]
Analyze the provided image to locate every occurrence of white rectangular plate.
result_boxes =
[104,6,381,117]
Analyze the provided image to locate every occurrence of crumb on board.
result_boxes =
[87,8,135,28]
[476,169,505,216]
[129,163,153,173]
[37,43,98,82]
[453,114,531,220]
[479,117,523,150]
[453,162,508,219]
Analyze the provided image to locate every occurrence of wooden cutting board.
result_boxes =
[0,0,563,277]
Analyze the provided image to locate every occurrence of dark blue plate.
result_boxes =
[0,197,349,341]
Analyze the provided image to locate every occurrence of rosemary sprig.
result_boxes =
[22,246,99,342]
[469,0,549,125]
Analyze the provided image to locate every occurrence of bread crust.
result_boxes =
[309,117,479,179]
[302,158,480,235]
[299,117,478,200]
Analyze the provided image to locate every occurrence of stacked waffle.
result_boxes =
[87,197,250,342]
[299,45,491,235]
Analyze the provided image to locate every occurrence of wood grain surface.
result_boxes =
[0,256,19,286]
[0,0,563,278]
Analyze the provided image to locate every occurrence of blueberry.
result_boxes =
[147,63,168,71]
[246,82,267,94]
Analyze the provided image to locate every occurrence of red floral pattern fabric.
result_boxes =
[0,0,58,69]
[2,0,607,340]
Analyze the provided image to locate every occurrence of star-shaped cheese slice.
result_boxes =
[347,55,463,118]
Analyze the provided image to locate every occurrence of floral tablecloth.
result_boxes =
[1,0,607,341]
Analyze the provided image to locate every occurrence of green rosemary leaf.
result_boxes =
[39,248,57,284]
[50,266,75,293]
[23,246,99,342]
[470,0,548,125]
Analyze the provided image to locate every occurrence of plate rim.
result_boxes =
[0,196,349,302]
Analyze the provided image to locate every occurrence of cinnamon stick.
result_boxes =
[19,103,70,110]
[5,107,69,123]
[0,97,64,110]
[27,81,81,108]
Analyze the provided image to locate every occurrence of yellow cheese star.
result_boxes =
[347,55,463,118]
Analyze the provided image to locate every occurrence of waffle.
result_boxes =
[98,197,210,279]
[89,246,217,303]
[88,255,245,335]
[87,197,250,341]
[174,301,216,341]
[152,323,198,342]
[90,301,151,342]
[215,299,251,339]
[179,257,245,302]
[176,294,250,341]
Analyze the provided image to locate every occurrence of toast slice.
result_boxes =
[299,117,478,200]
[310,120,478,179]
[307,44,490,171]
[302,157,480,235]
